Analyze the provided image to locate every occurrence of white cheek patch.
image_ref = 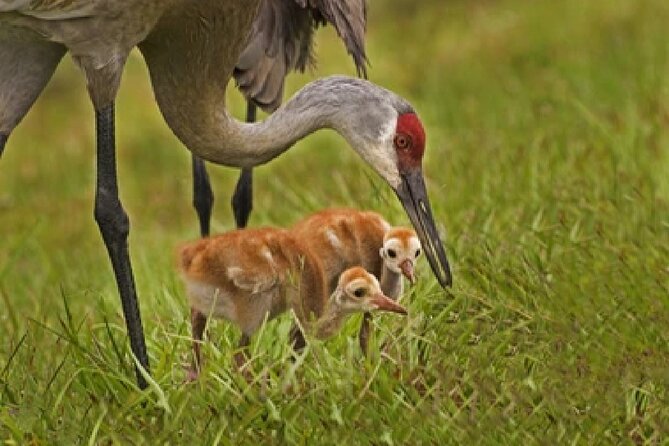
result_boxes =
[368,274,381,292]
[384,238,403,255]
[347,118,401,189]
[409,238,422,257]
[372,119,402,188]
[383,238,410,271]
[347,279,367,293]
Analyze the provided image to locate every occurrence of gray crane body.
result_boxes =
[0,0,255,127]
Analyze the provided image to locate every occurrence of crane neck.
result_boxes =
[379,265,403,300]
[142,32,395,170]
[140,2,408,175]
[151,77,351,168]
[207,90,340,167]
[141,33,346,168]
[313,291,351,340]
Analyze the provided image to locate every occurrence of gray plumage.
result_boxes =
[0,0,451,287]
[234,0,367,112]
[0,0,369,134]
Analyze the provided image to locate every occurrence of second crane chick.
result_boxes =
[292,208,422,353]
[178,227,406,380]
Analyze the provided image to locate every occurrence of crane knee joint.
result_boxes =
[94,195,130,242]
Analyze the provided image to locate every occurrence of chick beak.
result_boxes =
[369,293,408,315]
[399,259,416,285]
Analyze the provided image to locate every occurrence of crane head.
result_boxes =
[391,112,452,288]
[379,227,422,285]
[346,105,452,288]
[334,267,407,315]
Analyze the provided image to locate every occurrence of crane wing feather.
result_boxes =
[233,0,367,112]
[306,0,367,75]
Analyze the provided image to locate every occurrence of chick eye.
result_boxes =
[394,134,411,150]
[415,248,421,257]
[353,288,366,298]
[387,249,397,258]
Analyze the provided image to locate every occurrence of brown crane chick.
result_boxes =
[291,208,422,353]
[177,228,406,381]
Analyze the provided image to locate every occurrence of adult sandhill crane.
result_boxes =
[292,208,421,352]
[178,228,406,380]
[0,0,452,389]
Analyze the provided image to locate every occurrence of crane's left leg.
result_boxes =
[191,155,214,237]
[230,102,256,228]
[290,324,306,354]
[234,333,251,370]
[94,103,149,389]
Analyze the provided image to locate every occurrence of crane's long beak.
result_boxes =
[395,168,452,288]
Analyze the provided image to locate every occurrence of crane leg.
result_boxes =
[358,312,373,356]
[230,102,256,229]
[0,134,7,157]
[186,307,207,381]
[191,155,214,237]
[234,333,251,370]
[232,167,253,228]
[93,103,149,389]
[289,324,306,354]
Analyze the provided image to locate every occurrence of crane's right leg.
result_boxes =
[186,307,207,381]
[82,52,154,389]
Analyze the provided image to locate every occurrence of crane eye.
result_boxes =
[387,249,397,258]
[415,248,421,258]
[394,134,411,150]
[353,288,366,298]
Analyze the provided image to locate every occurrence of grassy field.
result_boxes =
[2,0,669,443]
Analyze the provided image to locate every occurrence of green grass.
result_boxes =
[2,0,669,443]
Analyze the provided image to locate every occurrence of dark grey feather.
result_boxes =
[233,0,367,112]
